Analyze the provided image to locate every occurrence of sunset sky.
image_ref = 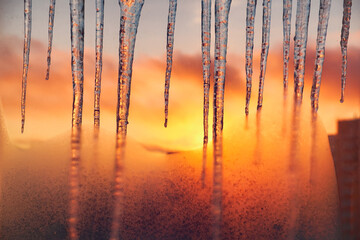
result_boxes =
[0,0,359,148]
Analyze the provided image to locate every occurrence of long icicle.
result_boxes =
[212,1,232,239]
[282,0,292,90]
[310,0,332,111]
[256,0,272,109]
[45,0,56,81]
[245,0,257,115]
[111,1,144,239]
[21,0,32,133]
[340,0,352,103]
[201,0,211,188]
[201,0,211,146]
[164,0,178,128]
[293,0,311,101]
[94,0,104,128]
[70,0,85,129]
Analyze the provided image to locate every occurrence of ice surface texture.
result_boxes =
[257,0,273,109]
[94,0,104,127]
[21,0,32,133]
[310,0,332,111]
[164,0,178,128]
[245,0,257,115]
[45,0,56,81]
[340,0,352,103]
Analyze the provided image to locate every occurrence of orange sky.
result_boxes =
[0,35,359,148]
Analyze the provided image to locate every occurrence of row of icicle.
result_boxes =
[20,0,353,132]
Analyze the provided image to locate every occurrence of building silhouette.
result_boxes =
[329,119,360,240]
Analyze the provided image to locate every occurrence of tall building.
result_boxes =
[329,119,360,240]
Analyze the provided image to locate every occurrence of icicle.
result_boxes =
[293,0,311,101]
[245,0,257,115]
[45,0,56,81]
[282,0,292,89]
[212,1,232,239]
[257,0,272,109]
[21,0,32,133]
[164,0,178,128]
[310,0,331,111]
[201,0,211,144]
[115,0,144,142]
[111,1,144,239]
[201,0,211,189]
[94,0,104,128]
[69,126,81,240]
[340,0,352,103]
[70,0,85,128]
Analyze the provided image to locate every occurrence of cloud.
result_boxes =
[0,35,359,141]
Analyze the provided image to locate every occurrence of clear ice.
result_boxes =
[201,0,211,144]
[213,0,232,239]
[340,0,352,103]
[310,0,331,111]
[70,0,85,128]
[282,0,292,90]
[164,0,178,128]
[111,1,145,239]
[21,0,32,133]
[94,0,104,128]
[245,0,257,115]
[115,0,144,142]
[201,0,211,188]
[45,0,56,81]
[256,0,272,109]
[293,0,311,100]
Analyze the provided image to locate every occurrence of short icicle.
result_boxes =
[293,0,311,100]
[21,0,32,133]
[164,0,178,128]
[340,0,352,103]
[110,1,145,240]
[257,0,272,109]
[245,0,257,115]
[310,0,332,111]
[282,0,292,90]
[94,0,104,128]
[212,0,232,239]
[45,0,56,81]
